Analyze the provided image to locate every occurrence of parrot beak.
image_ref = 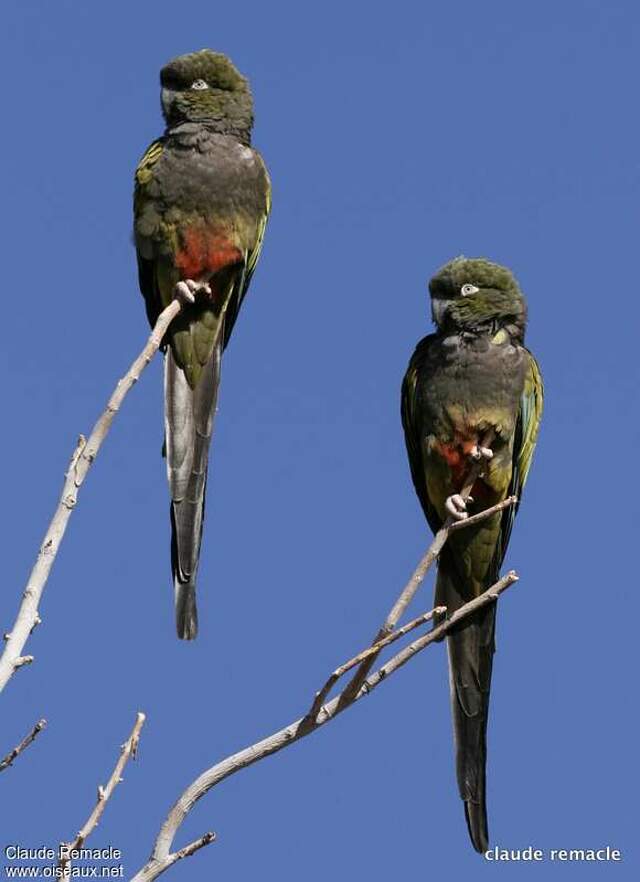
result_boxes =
[431,296,448,328]
[161,87,175,121]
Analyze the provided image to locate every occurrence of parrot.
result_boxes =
[133,49,271,639]
[401,257,543,852]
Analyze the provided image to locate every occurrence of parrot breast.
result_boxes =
[175,225,242,283]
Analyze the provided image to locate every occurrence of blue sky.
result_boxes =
[1,0,638,878]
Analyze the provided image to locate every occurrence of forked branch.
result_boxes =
[3,295,522,882]
[341,429,501,700]
[130,557,518,882]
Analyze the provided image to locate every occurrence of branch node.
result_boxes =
[172,832,216,863]
[14,655,34,669]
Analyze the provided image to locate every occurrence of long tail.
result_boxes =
[436,564,497,853]
[164,344,221,640]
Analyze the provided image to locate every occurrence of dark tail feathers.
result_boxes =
[465,798,490,854]
[437,565,496,853]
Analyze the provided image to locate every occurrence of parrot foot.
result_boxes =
[175,278,212,305]
[445,493,470,520]
[470,444,494,462]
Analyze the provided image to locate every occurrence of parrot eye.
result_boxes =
[190,79,209,91]
[461,283,479,296]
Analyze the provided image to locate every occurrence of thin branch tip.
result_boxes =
[0,717,48,773]
[0,299,183,695]
[59,712,147,874]
[175,832,216,860]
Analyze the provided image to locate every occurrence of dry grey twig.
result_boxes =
[0,718,47,773]
[129,482,518,882]
[59,713,146,876]
[0,300,183,695]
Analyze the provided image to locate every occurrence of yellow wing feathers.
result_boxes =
[135,140,164,187]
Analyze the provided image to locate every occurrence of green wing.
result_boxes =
[222,165,271,348]
[401,337,443,537]
[134,139,166,328]
[493,349,544,570]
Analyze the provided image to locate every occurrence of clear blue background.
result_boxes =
[2,0,637,878]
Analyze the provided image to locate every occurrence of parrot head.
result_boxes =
[429,256,527,340]
[160,49,254,140]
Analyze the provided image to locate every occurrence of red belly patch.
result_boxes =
[175,227,242,282]
[433,437,493,503]
[434,438,477,487]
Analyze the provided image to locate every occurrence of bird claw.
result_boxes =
[175,281,196,304]
[470,444,494,462]
[445,493,469,520]
[175,278,212,305]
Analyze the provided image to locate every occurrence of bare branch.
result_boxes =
[59,713,146,875]
[357,571,517,688]
[0,718,47,773]
[341,429,503,700]
[307,605,446,721]
[0,300,183,695]
[0,287,522,882]
[154,833,216,875]
[130,572,517,882]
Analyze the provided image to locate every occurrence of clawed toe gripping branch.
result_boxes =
[1,301,522,881]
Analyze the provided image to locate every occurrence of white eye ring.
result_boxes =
[191,79,209,90]
[461,283,479,296]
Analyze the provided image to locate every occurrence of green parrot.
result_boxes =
[133,49,271,639]
[401,257,543,852]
